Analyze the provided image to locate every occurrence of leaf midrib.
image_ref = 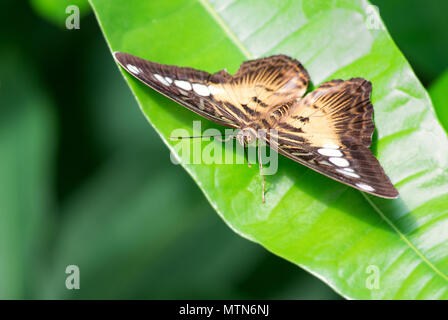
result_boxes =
[198,0,448,284]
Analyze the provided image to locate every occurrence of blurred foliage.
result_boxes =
[429,70,448,133]
[1,0,448,299]
[30,0,91,27]
[0,50,55,299]
[371,0,448,85]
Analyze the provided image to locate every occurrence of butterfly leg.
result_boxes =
[244,146,252,168]
[258,146,266,203]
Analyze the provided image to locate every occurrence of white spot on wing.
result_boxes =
[356,183,375,192]
[154,74,169,86]
[318,148,343,157]
[337,169,360,178]
[292,152,313,157]
[165,76,173,84]
[208,85,220,95]
[192,83,210,96]
[199,98,205,110]
[174,80,192,91]
[329,157,349,167]
[323,143,340,149]
[127,64,141,75]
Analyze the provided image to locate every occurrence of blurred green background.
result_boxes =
[1,0,447,299]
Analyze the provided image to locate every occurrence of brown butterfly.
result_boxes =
[113,52,399,201]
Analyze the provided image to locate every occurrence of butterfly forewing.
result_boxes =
[114,52,241,128]
[114,52,309,128]
[268,78,398,198]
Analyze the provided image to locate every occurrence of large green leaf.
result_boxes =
[90,0,448,299]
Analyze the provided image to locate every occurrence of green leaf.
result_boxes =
[90,0,448,299]
[429,69,448,133]
[0,49,55,298]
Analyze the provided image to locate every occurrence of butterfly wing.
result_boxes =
[210,54,309,118]
[114,52,309,127]
[114,53,395,197]
[114,52,240,128]
[268,78,398,198]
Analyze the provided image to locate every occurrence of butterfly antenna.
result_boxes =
[169,134,235,141]
[215,134,235,142]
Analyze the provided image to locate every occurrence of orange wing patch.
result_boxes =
[209,55,310,118]
[274,78,374,148]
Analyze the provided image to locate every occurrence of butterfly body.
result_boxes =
[236,127,258,146]
[113,52,399,199]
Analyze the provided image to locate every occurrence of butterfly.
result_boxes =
[113,52,399,201]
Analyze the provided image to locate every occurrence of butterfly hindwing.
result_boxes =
[211,54,309,117]
[269,78,398,198]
